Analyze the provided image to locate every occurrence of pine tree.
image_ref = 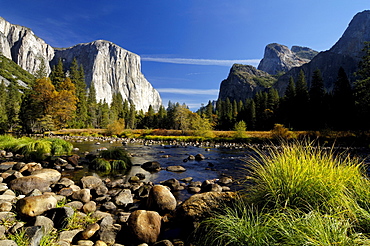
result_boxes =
[50,58,66,91]
[245,99,256,130]
[126,103,136,129]
[0,81,8,131]
[6,81,22,131]
[69,58,88,127]
[281,77,296,129]
[309,69,326,129]
[34,59,48,79]
[87,84,97,128]
[332,67,355,130]
[295,70,309,129]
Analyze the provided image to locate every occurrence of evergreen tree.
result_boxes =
[332,67,355,130]
[280,76,296,128]
[245,99,256,130]
[34,59,48,79]
[97,100,110,128]
[0,81,8,132]
[295,70,309,129]
[6,81,22,131]
[309,69,326,129]
[50,58,66,91]
[87,84,97,128]
[70,58,88,128]
[156,105,167,129]
[205,100,214,120]
[126,103,136,129]
[110,92,124,122]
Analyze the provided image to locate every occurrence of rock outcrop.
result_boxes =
[218,64,276,102]
[0,17,162,111]
[257,43,316,75]
[0,17,54,75]
[274,10,370,95]
[52,40,162,110]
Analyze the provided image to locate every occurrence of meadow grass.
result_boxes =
[194,141,370,245]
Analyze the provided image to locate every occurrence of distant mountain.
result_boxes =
[0,17,162,111]
[218,64,276,102]
[257,43,317,75]
[274,10,370,95]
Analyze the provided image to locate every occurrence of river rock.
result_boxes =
[141,161,161,172]
[0,201,12,212]
[94,240,108,246]
[66,154,80,166]
[16,194,57,217]
[0,240,17,246]
[97,216,120,245]
[32,215,54,233]
[147,185,177,214]
[83,201,97,214]
[55,177,75,190]
[176,192,236,228]
[114,189,133,206]
[218,177,233,185]
[101,201,117,211]
[72,189,91,203]
[160,178,182,191]
[127,210,161,244]
[195,154,205,160]
[65,201,84,210]
[79,223,100,240]
[153,240,174,246]
[58,229,83,244]
[166,166,186,172]
[30,168,61,184]
[23,225,44,246]
[81,176,103,190]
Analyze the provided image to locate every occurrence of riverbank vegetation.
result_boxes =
[0,135,72,160]
[194,141,370,245]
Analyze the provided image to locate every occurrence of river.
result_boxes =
[61,140,253,200]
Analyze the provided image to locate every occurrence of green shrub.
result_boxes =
[233,121,247,139]
[270,123,292,139]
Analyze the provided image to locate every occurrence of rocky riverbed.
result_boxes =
[0,138,241,246]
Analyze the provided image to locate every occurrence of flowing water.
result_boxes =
[61,140,254,200]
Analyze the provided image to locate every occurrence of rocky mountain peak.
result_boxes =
[257,43,315,75]
[330,10,370,58]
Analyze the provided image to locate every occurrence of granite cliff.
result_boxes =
[0,17,162,111]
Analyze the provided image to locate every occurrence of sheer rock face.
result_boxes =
[0,17,54,75]
[0,17,162,111]
[257,43,313,75]
[52,40,162,110]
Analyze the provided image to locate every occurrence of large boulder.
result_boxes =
[16,194,57,217]
[127,210,161,244]
[176,191,236,229]
[9,176,51,194]
[147,185,177,214]
[30,168,61,184]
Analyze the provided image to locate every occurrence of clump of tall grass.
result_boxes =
[193,141,370,245]
[247,141,370,217]
[194,198,277,246]
[0,135,73,160]
[89,147,132,172]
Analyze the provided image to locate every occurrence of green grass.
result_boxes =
[193,141,370,245]
[0,135,73,160]
[89,147,132,172]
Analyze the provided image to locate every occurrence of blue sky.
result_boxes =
[1,0,369,110]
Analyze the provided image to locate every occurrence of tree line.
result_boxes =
[1,42,370,134]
